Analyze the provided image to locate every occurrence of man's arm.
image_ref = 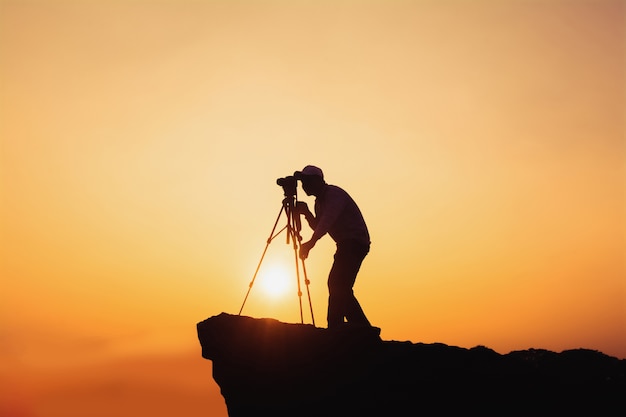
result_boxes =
[299,187,349,261]
[295,201,317,260]
[296,202,317,229]
[308,186,347,244]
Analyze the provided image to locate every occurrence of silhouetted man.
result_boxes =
[295,165,376,332]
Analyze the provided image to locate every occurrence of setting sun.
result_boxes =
[258,263,293,298]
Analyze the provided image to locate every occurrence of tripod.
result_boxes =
[238,192,315,326]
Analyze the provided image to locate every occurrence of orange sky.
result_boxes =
[1,1,625,416]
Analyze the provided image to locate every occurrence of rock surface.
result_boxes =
[197,313,625,416]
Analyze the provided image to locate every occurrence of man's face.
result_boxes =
[300,176,320,196]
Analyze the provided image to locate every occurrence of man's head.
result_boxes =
[295,165,326,196]
[297,165,324,179]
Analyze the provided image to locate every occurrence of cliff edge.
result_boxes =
[197,313,625,416]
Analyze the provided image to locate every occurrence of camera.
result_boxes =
[276,175,297,197]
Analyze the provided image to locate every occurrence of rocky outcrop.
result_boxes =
[197,313,625,417]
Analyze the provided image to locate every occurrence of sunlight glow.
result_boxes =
[258,264,292,298]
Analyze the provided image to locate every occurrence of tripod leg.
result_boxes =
[238,205,285,316]
[301,259,316,327]
[288,224,305,324]
[287,201,315,325]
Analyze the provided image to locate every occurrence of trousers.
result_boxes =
[327,240,371,329]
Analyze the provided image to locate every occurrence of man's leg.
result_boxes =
[327,241,370,328]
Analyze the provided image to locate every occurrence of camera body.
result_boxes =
[277,171,306,198]
[276,175,298,197]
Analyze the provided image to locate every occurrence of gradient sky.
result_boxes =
[1,1,624,416]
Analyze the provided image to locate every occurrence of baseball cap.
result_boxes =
[295,165,324,179]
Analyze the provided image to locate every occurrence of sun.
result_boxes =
[259,263,292,298]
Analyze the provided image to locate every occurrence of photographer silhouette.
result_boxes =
[295,165,377,333]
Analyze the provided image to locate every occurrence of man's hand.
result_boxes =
[295,201,310,216]
[299,240,315,260]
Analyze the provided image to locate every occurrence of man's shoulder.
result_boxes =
[326,184,347,193]
[323,185,355,206]
[324,184,350,198]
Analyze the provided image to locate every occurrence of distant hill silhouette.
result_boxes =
[197,313,625,417]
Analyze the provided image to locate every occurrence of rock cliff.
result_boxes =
[197,313,625,416]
